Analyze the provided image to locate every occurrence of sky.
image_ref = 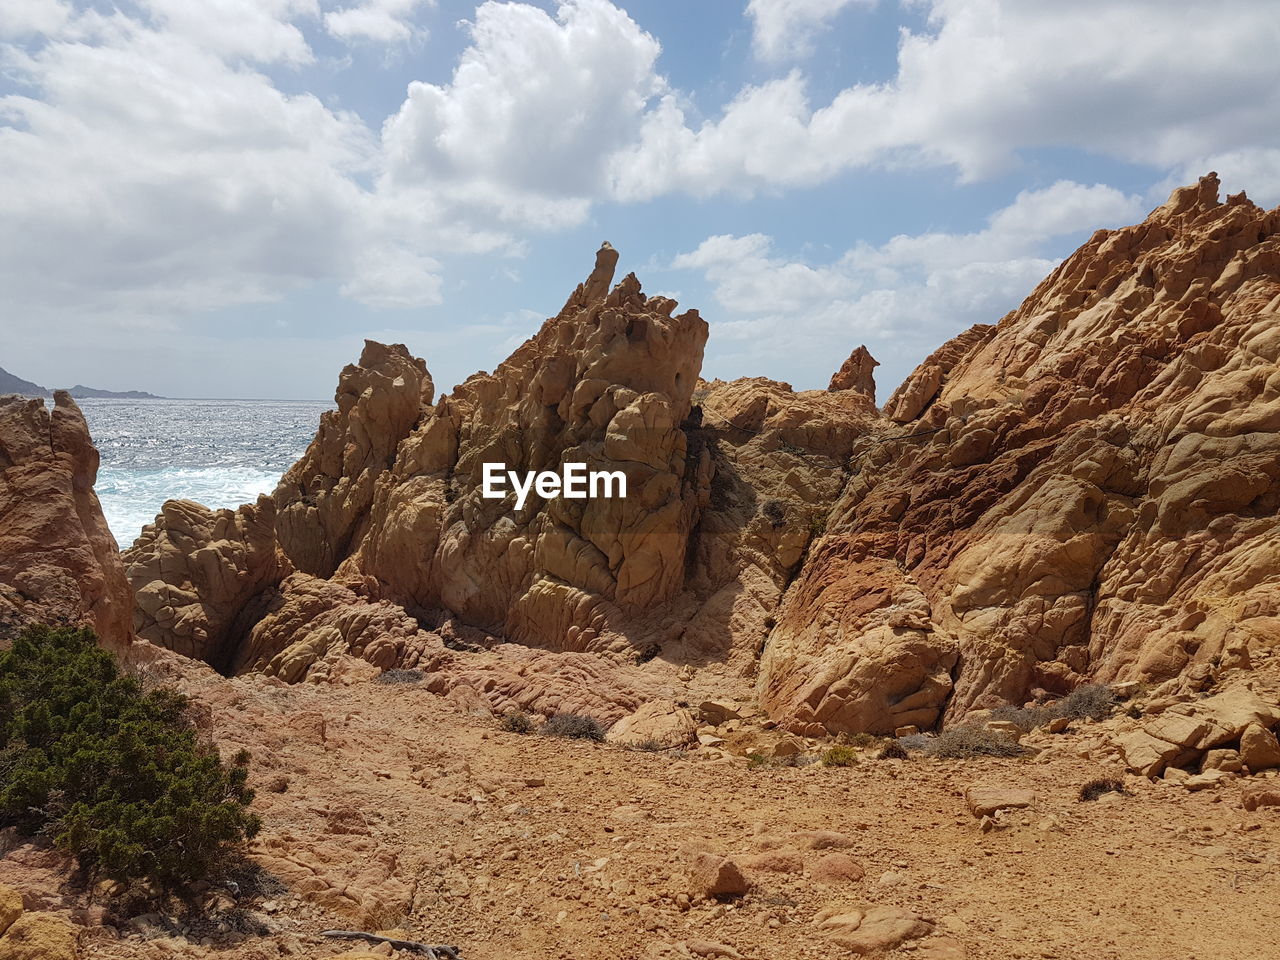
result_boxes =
[2,1,1279,401]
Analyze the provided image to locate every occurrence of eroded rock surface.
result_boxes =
[0,391,133,646]
[762,173,1280,732]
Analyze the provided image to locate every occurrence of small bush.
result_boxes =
[376,669,423,684]
[897,734,931,753]
[821,745,859,767]
[877,740,909,760]
[760,499,787,527]
[1079,777,1126,802]
[924,725,1026,759]
[629,738,670,752]
[746,753,770,770]
[500,711,534,734]
[987,684,1118,733]
[540,713,605,742]
[0,626,260,890]
[1056,684,1117,722]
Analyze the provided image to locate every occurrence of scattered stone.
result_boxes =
[965,785,1034,818]
[1047,717,1070,734]
[1239,723,1280,772]
[1115,730,1183,777]
[895,725,920,737]
[698,701,742,725]
[689,854,750,898]
[1201,748,1243,773]
[812,904,932,955]
[1241,784,1280,812]
[740,850,804,874]
[686,939,743,958]
[811,852,866,884]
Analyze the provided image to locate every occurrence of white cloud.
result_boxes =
[138,0,319,66]
[746,0,873,62]
[0,0,71,38]
[381,0,665,224]
[613,0,1280,198]
[339,248,444,307]
[325,0,434,46]
[672,181,1143,392]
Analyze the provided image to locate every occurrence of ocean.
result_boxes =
[78,398,331,549]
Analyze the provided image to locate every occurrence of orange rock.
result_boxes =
[0,392,133,647]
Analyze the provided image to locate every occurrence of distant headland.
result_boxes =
[0,365,164,400]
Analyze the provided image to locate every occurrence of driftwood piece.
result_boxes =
[319,929,461,958]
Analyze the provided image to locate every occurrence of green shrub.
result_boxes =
[0,626,260,890]
[540,713,605,742]
[820,745,859,767]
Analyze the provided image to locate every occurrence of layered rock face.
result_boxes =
[0,391,133,647]
[761,174,1280,733]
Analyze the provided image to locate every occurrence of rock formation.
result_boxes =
[118,177,1280,736]
[274,340,434,578]
[121,245,879,708]
[125,496,283,669]
[761,173,1280,733]
[0,391,133,647]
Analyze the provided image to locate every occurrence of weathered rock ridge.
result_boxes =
[761,173,1280,733]
[0,391,133,646]
[120,177,1280,734]
[123,245,878,719]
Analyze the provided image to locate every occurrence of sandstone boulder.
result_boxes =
[0,911,79,960]
[812,904,932,955]
[689,854,749,898]
[605,700,697,748]
[1239,722,1280,771]
[965,786,1035,818]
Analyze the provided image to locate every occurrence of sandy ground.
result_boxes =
[5,667,1280,960]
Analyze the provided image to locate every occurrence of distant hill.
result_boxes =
[0,366,49,397]
[0,365,162,399]
[65,384,163,400]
